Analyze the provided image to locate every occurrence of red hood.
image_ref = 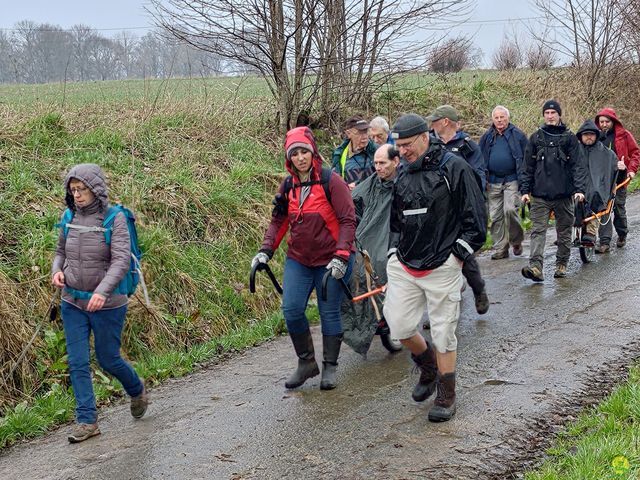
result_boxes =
[595,107,623,129]
[284,127,323,182]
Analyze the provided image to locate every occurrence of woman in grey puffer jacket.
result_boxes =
[51,163,148,443]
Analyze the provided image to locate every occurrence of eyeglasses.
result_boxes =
[70,186,89,195]
[395,135,420,151]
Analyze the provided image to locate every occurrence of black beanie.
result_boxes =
[542,100,562,116]
[391,113,428,140]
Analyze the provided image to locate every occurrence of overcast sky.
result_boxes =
[0,0,540,63]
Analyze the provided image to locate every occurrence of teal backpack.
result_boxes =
[57,205,149,304]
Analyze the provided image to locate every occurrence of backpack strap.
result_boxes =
[282,175,294,198]
[438,151,455,193]
[63,286,93,300]
[283,168,333,203]
[102,205,123,245]
[454,136,474,161]
[320,167,332,203]
[56,208,75,238]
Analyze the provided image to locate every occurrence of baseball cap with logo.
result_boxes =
[425,105,460,122]
[344,115,370,131]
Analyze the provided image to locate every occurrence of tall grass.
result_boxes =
[0,93,284,411]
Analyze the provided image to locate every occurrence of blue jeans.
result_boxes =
[61,301,143,424]
[282,255,354,336]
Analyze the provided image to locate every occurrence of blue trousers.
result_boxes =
[61,301,143,424]
[282,255,354,336]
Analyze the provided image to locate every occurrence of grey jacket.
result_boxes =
[52,164,130,311]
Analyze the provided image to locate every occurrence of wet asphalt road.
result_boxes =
[2,195,640,480]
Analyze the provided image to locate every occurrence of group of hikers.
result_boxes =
[52,99,638,443]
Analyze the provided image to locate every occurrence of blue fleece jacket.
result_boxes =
[479,123,528,185]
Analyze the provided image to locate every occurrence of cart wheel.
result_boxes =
[579,246,594,263]
[380,334,402,353]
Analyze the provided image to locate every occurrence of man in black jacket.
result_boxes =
[427,104,490,315]
[520,100,588,281]
[383,113,486,422]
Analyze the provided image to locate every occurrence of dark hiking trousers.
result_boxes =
[462,255,485,296]
[529,196,574,270]
[598,186,628,245]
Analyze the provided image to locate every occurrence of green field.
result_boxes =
[0,76,272,108]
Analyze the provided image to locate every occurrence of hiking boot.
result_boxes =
[474,289,490,315]
[491,249,509,260]
[285,330,320,389]
[131,383,149,419]
[617,236,627,248]
[512,244,523,256]
[320,334,342,390]
[521,265,544,282]
[553,264,567,278]
[581,233,596,246]
[411,344,438,402]
[68,423,100,443]
[428,372,457,422]
[595,244,610,254]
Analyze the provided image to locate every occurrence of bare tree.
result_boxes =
[70,25,98,81]
[532,0,631,92]
[620,0,640,63]
[0,30,17,83]
[113,31,139,79]
[524,40,557,70]
[492,37,522,71]
[429,36,474,74]
[148,0,471,132]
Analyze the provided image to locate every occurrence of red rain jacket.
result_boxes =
[261,127,356,267]
[595,107,640,174]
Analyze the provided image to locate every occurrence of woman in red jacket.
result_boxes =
[252,127,356,390]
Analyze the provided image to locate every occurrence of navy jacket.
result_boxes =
[479,123,528,185]
[438,131,487,190]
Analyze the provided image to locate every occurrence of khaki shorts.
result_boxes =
[383,253,463,353]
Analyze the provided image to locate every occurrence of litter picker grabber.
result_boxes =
[322,251,400,354]
[249,262,283,295]
[582,176,630,224]
[574,176,631,263]
[321,270,386,303]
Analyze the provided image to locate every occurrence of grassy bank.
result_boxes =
[526,365,640,479]
[1,68,639,448]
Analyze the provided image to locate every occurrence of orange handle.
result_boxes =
[583,177,631,223]
[351,285,386,303]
